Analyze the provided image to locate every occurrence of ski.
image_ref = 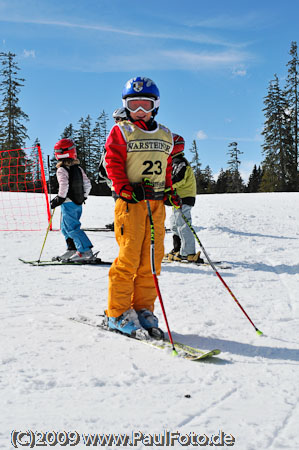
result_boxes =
[162,257,231,270]
[19,258,112,266]
[82,227,171,233]
[69,315,221,361]
[82,227,114,232]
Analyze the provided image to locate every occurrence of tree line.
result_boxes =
[189,41,299,194]
[188,139,264,194]
[0,51,110,194]
[48,113,111,196]
[1,44,299,195]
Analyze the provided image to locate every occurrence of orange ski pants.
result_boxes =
[107,198,166,318]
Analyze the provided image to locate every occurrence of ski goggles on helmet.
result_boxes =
[55,144,76,154]
[123,97,160,113]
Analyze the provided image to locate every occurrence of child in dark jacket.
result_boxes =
[51,138,93,261]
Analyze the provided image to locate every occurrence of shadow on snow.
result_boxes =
[172,332,299,363]
[200,225,298,241]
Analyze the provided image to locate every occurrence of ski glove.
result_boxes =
[119,184,145,204]
[164,187,182,209]
[50,195,66,209]
[142,178,155,200]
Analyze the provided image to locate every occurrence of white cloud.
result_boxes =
[189,13,262,30]
[0,16,256,74]
[0,17,248,49]
[83,47,253,73]
[161,49,253,70]
[211,135,262,143]
[23,49,35,58]
[232,68,247,77]
[196,130,208,140]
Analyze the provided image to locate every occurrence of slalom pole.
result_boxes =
[37,209,55,264]
[180,210,263,336]
[146,200,178,355]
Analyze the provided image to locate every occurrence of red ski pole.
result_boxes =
[180,210,263,336]
[146,200,178,355]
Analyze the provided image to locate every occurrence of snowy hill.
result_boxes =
[1,192,299,450]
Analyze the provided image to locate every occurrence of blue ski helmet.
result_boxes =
[122,77,160,100]
[122,77,160,117]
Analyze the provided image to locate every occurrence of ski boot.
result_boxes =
[105,222,114,231]
[164,235,181,261]
[166,251,179,261]
[106,309,150,340]
[68,249,93,262]
[174,251,204,264]
[53,238,77,261]
[52,249,76,262]
[137,309,164,340]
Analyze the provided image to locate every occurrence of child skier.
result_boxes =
[112,106,127,123]
[104,76,181,339]
[165,134,203,263]
[51,138,94,262]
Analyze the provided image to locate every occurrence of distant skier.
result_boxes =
[112,106,127,123]
[50,138,94,261]
[165,134,204,264]
[104,76,181,339]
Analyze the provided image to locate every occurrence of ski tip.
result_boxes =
[256,329,263,336]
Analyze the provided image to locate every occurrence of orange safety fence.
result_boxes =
[0,145,51,231]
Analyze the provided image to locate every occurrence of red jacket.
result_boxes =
[105,120,173,195]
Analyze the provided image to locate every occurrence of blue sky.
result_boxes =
[1,0,299,181]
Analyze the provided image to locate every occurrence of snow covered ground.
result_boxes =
[1,192,299,450]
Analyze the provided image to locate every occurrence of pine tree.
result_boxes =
[200,165,216,193]
[259,158,278,192]
[83,115,93,177]
[215,168,226,193]
[48,155,58,194]
[0,52,29,191]
[247,165,263,192]
[28,138,41,189]
[227,141,244,192]
[189,139,202,193]
[0,52,29,150]
[95,110,109,153]
[73,116,92,175]
[285,41,299,190]
[61,123,75,139]
[92,110,109,180]
[261,75,293,191]
[215,169,232,193]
